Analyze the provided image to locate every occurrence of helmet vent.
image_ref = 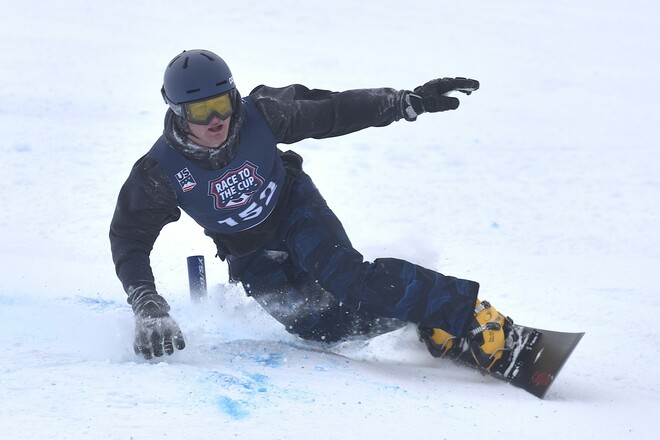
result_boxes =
[182,57,189,69]
[186,88,201,94]
[216,80,228,86]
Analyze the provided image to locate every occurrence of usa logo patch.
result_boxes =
[175,167,197,192]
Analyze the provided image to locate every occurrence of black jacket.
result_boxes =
[109,84,410,301]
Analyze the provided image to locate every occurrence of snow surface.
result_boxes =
[1,0,659,438]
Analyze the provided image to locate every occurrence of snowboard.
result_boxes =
[450,324,584,398]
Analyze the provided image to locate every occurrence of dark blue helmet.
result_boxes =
[161,49,235,115]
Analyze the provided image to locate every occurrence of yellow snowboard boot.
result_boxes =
[419,299,512,371]
[467,300,509,370]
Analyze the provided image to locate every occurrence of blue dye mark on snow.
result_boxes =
[247,351,285,368]
[201,370,273,417]
[216,396,250,420]
[0,295,17,306]
[207,372,268,393]
[246,372,269,392]
[63,295,125,312]
[13,144,31,153]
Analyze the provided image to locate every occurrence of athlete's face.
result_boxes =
[186,114,231,149]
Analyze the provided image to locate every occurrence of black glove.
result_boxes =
[131,289,186,359]
[405,77,480,120]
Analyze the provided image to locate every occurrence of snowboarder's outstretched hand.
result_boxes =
[131,290,186,359]
[406,77,479,119]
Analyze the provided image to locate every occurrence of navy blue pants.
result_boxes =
[227,172,479,343]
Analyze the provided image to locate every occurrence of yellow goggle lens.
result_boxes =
[184,92,233,124]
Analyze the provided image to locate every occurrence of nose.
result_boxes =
[208,114,223,125]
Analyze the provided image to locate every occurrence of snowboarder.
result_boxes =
[110,49,510,372]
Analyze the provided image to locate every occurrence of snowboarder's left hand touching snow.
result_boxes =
[130,289,186,359]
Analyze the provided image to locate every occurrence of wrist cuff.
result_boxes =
[403,92,424,121]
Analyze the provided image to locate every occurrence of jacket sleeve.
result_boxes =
[248,84,410,144]
[109,154,181,302]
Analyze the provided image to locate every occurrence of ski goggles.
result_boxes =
[183,91,234,125]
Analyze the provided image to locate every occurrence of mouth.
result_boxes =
[208,123,225,134]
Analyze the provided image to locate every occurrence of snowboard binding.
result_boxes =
[418,299,516,374]
[419,299,583,398]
